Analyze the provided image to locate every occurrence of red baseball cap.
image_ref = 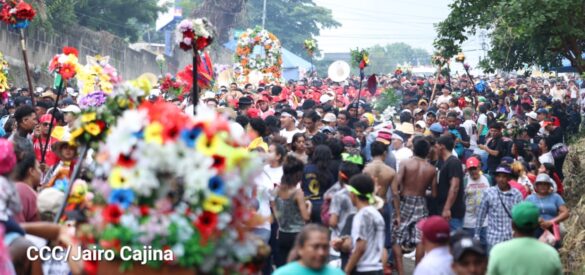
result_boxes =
[39,114,55,124]
[417,216,450,243]
[342,136,357,147]
[466,157,480,169]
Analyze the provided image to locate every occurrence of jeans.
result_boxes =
[276,231,298,267]
[463,227,487,250]
[449,218,463,232]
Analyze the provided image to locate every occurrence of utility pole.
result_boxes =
[262,0,267,29]
[479,30,488,60]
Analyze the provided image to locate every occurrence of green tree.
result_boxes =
[367,43,431,74]
[33,0,163,42]
[244,0,340,59]
[435,0,585,73]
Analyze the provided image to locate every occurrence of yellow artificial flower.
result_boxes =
[81,112,97,123]
[131,76,152,94]
[226,147,250,171]
[84,123,101,136]
[363,54,369,65]
[117,97,129,108]
[65,54,78,65]
[70,127,85,140]
[203,194,229,214]
[109,167,129,189]
[196,134,221,156]
[144,122,164,144]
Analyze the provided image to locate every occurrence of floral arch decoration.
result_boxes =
[234,26,283,84]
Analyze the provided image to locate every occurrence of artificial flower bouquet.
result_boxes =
[85,102,265,273]
[49,47,80,80]
[68,75,154,149]
[303,39,317,56]
[350,48,369,70]
[432,53,449,68]
[176,18,215,52]
[0,0,35,29]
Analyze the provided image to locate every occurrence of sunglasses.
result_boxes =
[42,123,51,127]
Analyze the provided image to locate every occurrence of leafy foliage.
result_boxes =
[366,43,431,74]
[32,0,163,42]
[435,0,585,73]
[373,87,401,113]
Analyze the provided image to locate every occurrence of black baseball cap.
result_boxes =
[451,237,486,261]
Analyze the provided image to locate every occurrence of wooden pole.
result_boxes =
[40,79,64,164]
[429,65,442,105]
[192,49,199,115]
[19,29,34,105]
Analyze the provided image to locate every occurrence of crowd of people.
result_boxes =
[0,71,582,275]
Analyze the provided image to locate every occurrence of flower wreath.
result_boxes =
[234,26,282,84]
[84,102,265,272]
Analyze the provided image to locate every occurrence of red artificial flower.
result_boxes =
[63,46,79,57]
[48,55,59,72]
[162,245,176,264]
[116,153,136,168]
[15,1,36,21]
[195,37,210,50]
[0,6,11,23]
[99,239,121,250]
[359,60,366,70]
[59,62,77,79]
[139,205,150,216]
[162,124,181,142]
[95,120,106,131]
[179,42,192,51]
[183,30,195,39]
[102,204,123,224]
[195,211,218,242]
[83,260,98,275]
[212,155,226,172]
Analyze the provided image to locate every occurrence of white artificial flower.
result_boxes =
[126,168,159,197]
[106,109,147,159]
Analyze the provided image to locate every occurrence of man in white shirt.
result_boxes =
[461,107,478,149]
[391,132,412,172]
[414,216,454,275]
[436,88,453,106]
[279,108,303,144]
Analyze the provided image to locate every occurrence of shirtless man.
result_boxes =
[363,141,396,270]
[392,137,437,274]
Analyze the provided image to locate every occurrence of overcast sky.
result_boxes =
[313,0,484,69]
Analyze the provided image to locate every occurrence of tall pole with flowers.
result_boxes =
[350,48,369,109]
[176,18,215,115]
[304,39,317,76]
[0,0,36,105]
[41,47,79,165]
[430,52,449,104]
[455,52,476,87]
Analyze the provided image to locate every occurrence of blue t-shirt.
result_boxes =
[273,261,344,275]
[526,193,565,221]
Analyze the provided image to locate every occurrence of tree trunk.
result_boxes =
[192,0,247,43]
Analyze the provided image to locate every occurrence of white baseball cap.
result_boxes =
[61,105,81,114]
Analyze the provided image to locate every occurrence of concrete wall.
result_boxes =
[0,25,182,88]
